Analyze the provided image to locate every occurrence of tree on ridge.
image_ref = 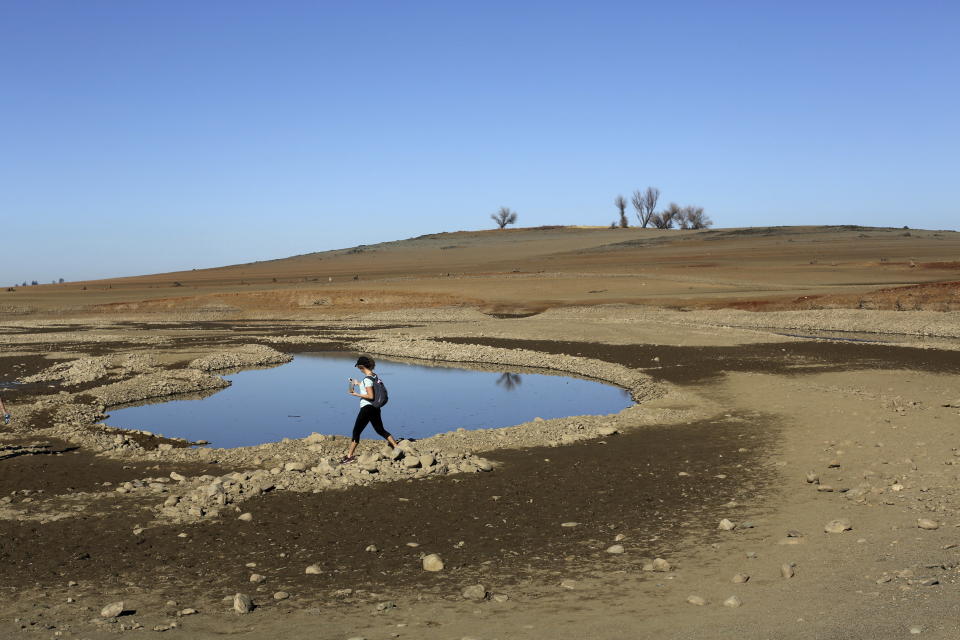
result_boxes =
[632,187,660,227]
[491,207,518,229]
[614,195,629,228]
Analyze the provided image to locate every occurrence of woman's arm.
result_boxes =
[349,379,375,400]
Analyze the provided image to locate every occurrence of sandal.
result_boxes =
[339,455,356,464]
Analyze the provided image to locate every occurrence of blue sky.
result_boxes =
[2,1,957,283]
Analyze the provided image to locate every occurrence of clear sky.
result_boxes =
[2,1,957,283]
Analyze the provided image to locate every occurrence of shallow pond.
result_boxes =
[102,352,632,447]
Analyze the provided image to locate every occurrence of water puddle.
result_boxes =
[101,352,632,447]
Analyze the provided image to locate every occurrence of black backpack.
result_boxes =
[366,373,389,408]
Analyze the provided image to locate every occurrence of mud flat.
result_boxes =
[1,306,960,638]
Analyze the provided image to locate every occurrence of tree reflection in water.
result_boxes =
[496,372,522,391]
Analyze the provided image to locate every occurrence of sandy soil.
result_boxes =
[2,226,959,638]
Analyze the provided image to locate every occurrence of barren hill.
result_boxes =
[5,225,959,317]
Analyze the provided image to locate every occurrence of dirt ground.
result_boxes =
[2,226,960,639]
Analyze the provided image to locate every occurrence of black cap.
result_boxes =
[355,356,375,368]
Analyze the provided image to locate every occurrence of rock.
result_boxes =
[284,462,306,472]
[170,472,186,482]
[375,601,396,612]
[250,574,266,584]
[718,518,736,531]
[179,608,198,616]
[606,544,625,554]
[238,512,253,522]
[805,472,820,484]
[419,453,436,467]
[422,553,444,572]
[365,544,379,552]
[305,432,326,444]
[652,558,671,572]
[473,458,493,472]
[273,591,290,600]
[686,595,707,606]
[723,595,742,608]
[233,593,253,614]
[402,456,421,469]
[824,519,852,534]
[100,601,124,618]
[597,426,618,437]
[561,522,580,528]
[560,579,577,590]
[917,519,940,530]
[305,564,323,574]
[461,584,487,601]
[910,626,922,634]
[732,573,750,583]
[781,564,795,578]
[493,593,509,603]
[614,533,626,541]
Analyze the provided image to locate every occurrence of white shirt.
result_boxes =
[359,376,374,408]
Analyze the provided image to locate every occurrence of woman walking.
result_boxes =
[342,356,397,462]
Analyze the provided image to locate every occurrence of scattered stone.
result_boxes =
[461,584,487,601]
[100,601,124,618]
[169,472,186,482]
[365,544,379,552]
[732,573,750,584]
[917,519,940,530]
[805,472,820,484]
[250,574,266,584]
[493,594,509,603]
[179,608,197,616]
[422,554,444,572]
[560,579,576,589]
[305,565,323,575]
[284,462,306,472]
[474,458,493,472]
[233,593,253,614]
[781,564,795,579]
[375,601,396,612]
[274,591,290,600]
[910,626,922,634]
[723,595,742,608]
[614,533,626,541]
[238,513,253,522]
[824,519,852,534]
[718,519,737,531]
[597,426,618,436]
[606,544,625,554]
[652,558,671,572]
[561,522,580,528]
[686,595,707,606]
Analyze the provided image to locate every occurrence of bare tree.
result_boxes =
[614,195,628,228]
[631,187,660,227]
[651,202,681,229]
[677,206,712,230]
[491,206,518,229]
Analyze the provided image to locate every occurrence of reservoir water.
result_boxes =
[102,352,632,447]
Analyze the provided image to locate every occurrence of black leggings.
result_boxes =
[352,405,392,443]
